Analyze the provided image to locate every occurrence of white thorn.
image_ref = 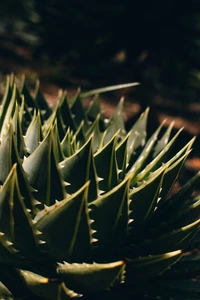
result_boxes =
[128,218,134,224]
[6,241,13,246]
[92,238,98,243]
[39,240,46,244]
[97,176,104,182]
[35,230,42,235]
[33,199,41,206]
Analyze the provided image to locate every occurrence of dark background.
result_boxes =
[1,0,200,167]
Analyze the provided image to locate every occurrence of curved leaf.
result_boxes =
[23,129,67,205]
[89,176,130,253]
[57,260,125,293]
[60,136,98,201]
[36,182,92,262]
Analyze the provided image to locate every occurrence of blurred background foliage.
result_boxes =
[0,0,200,89]
[1,0,200,159]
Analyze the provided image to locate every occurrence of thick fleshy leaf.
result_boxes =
[34,80,52,119]
[86,94,103,122]
[160,171,200,215]
[163,255,200,279]
[0,266,40,299]
[52,121,65,162]
[23,129,67,205]
[126,107,149,162]
[132,219,200,256]
[61,128,75,157]
[57,261,125,293]
[153,121,174,157]
[103,97,126,145]
[25,110,43,154]
[129,121,164,184]
[0,233,19,265]
[0,165,40,259]
[18,270,81,299]
[71,121,86,150]
[57,91,77,132]
[94,132,118,193]
[0,83,17,137]
[70,91,90,131]
[89,176,130,253]
[80,82,140,98]
[85,115,102,152]
[129,166,166,226]
[12,103,27,158]
[116,132,130,180]
[36,182,92,262]
[134,127,184,183]
[60,137,98,201]
[126,250,182,279]
[20,75,38,109]
[160,149,192,201]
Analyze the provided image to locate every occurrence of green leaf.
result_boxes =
[23,129,67,205]
[60,137,98,201]
[126,249,182,279]
[18,270,61,300]
[12,103,27,158]
[160,149,192,201]
[20,75,38,110]
[164,257,200,279]
[0,76,13,131]
[0,232,19,266]
[129,166,166,226]
[25,110,43,154]
[0,83,17,136]
[34,80,52,119]
[129,121,164,184]
[61,128,75,157]
[136,219,200,255]
[0,165,40,259]
[126,107,149,162]
[89,176,130,253]
[86,94,102,121]
[133,127,183,183]
[0,266,39,299]
[57,91,77,133]
[116,132,130,180]
[71,121,86,150]
[94,132,118,193]
[157,170,200,218]
[70,90,89,131]
[153,121,174,157]
[85,115,103,152]
[103,97,126,146]
[36,182,92,262]
[57,260,125,293]
[80,82,140,98]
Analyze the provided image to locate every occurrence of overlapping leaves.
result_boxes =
[0,75,200,299]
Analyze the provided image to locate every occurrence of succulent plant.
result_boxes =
[0,74,200,299]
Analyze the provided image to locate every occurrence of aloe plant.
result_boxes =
[0,74,200,299]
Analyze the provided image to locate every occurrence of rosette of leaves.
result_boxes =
[0,74,200,299]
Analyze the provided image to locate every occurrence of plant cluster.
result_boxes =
[0,75,200,299]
